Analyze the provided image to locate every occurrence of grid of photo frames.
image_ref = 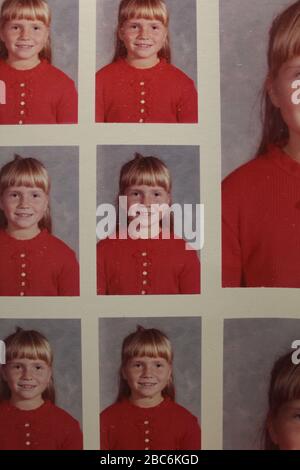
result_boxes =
[0,0,300,451]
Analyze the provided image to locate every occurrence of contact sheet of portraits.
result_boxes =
[0,0,299,453]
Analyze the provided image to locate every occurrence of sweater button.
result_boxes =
[20,110,25,115]
[20,292,25,296]
[143,271,148,276]
[20,101,25,106]
[140,109,145,113]
[26,433,30,437]
[142,252,147,257]
[139,119,144,123]
[18,120,23,125]
[141,290,147,295]
[140,81,145,86]
[20,253,26,258]
[145,438,150,443]
[140,100,145,104]
[24,423,30,427]
[144,420,149,425]
[145,447,150,450]
[20,83,25,87]
[21,92,26,97]
[21,272,26,277]
[25,441,31,446]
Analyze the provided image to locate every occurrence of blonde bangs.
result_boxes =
[5,329,53,366]
[0,156,50,195]
[119,0,168,27]
[0,0,51,27]
[119,154,171,195]
[122,327,173,364]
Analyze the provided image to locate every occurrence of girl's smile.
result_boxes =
[0,19,49,69]
[0,185,48,239]
[119,18,167,68]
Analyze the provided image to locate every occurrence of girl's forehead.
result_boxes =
[7,357,47,364]
[4,184,45,191]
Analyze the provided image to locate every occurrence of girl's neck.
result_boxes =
[129,394,164,409]
[10,396,44,411]
[6,226,41,241]
[6,56,41,71]
[125,55,160,70]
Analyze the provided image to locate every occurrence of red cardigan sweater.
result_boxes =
[0,59,78,124]
[97,235,200,295]
[100,398,201,450]
[95,58,198,123]
[0,229,79,296]
[0,401,83,450]
[222,145,300,287]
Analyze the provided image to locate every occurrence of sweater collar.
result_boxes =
[2,400,51,415]
[118,57,167,74]
[0,228,48,245]
[0,58,48,78]
[267,144,300,178]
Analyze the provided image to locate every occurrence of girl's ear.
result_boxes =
[118,27,124,42]
[266,77,280,108]
[121,366,127,381]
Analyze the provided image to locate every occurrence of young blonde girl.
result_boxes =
[0,155,79,296]
[0,328,83,450]
[100,326,201,450]
[95,0,198,123]
[0,0,77,124]
[222,0,300,287]
[97,153,200,295]
[263,350,300,450]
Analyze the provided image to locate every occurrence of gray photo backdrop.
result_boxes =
[223,318,300,450]
[0,147,79,258]
[99,317,201,424]
[220,0,294,178]
[0,0,79,86]
[96,0,198,86]
[0,318,82,425]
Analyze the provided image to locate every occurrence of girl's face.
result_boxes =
[119,17,167,67]
[122,355,172,406]
[1,357,52,409]
[0,185,48,239]
[0,18,49,69]
[268,56,300,147]
[269,399,300,450]
[125,184,170,229]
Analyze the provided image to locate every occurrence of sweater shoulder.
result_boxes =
[166,400,198,423]
[42,62,75,85]
[96,62,119,79]
[222,154,274,191]
[163,63,195,83]
[43,232,76,256]
[46,403,80,426]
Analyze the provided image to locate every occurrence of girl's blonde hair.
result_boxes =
[0,327,55,403]
[113,0,171,63]
[117,325,175,402]
[0,155,52,232]
[263,350,300,449]
[119,152,172,196]
[0,0,52,62]
[257,0,300,155]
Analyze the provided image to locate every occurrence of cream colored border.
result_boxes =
[2,0,300,452]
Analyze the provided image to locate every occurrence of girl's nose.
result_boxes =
[22,367,33,380]
[142,194,152,207]
[19,26,31,40]
[138,26,149,39]
[19,194,29,206]
[142,364,153,376]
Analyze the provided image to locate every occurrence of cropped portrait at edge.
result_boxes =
[221,0,300,288]
[95,0,198,123]
[0,148,80,296]
[0,319,83,450]
[0,0,78,124]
